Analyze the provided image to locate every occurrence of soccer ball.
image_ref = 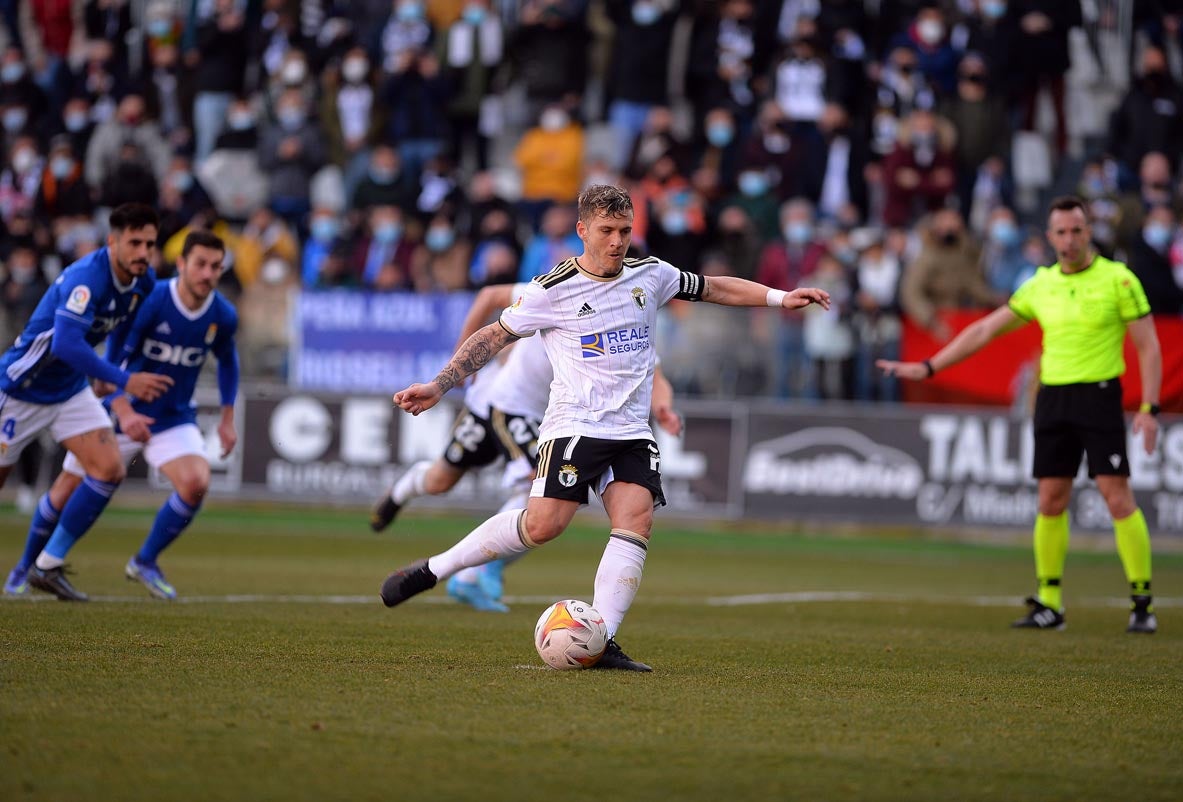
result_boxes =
[533,599,608,670]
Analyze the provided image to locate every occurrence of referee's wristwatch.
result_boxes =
[1139,402,1161,417]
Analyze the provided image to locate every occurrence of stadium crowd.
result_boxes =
[1,0,1182,403]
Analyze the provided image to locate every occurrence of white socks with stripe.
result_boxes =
[390,460,431,504]
[593,530,648,639]
[452,490,531,585]
[427,509,533,580]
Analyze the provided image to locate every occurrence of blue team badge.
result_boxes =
[580,333,605,359]
[205,324,217,345]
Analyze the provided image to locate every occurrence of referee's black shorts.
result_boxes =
[1033,378,1129,479]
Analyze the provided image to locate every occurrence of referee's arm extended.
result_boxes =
[876,304,1026,380]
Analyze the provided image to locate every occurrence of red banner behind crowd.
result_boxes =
[901,312,1183,411]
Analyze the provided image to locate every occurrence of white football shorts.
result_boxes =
[0,387,112,467]
[62,422,206,476]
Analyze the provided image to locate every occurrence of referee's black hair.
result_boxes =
[108,203,159,232]
[1047,195,1090,221]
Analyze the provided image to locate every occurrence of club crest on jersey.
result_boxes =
[580,332,606,358]
[631,287,647,309]
[66,285,91,314]
[129,295,140,313]
[205,324,218,345]
[558,464,578,488]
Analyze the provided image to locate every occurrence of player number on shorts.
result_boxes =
[454,414,486,452]
[648,443,660,472]
[1,418,14,439]
[507,417,536,445]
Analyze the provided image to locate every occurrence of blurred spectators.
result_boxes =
[1010,1,1080,157]
[851,228,902,402]
[514,103,584,230]
[980,206,1033,294]
[1128,205,1183,315]
[411,213,469,290]
[353,204,414,289]
[1107,45,1183,178]
[260,87,326,230]
[33,135,91,223]
[85,92,170,190]
[900,209,997,341]
[518,204,580,281]
[881,108,956,228]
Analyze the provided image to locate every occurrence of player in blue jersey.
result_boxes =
[7,230,239,601]
[1,203,173,601]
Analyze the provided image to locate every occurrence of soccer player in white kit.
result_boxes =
[372,282,682,612]
[382,185,829,671]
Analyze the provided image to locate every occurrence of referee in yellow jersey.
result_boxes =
[879,196,1162,633]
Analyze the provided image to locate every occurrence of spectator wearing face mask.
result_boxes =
[889,6,961,96]
[378,0,434,76]
[439,0,503,171]
[980,206,1033,294]
[867,45,937,163]
[1,137,43,226]
[724,165,779,244]
[513,103,584,231]
[56,96,96,158]
[1107,46,1183,180]
[84,92,171,190]
[518,205,582,281]
[323,47,387,202]
[941,54,1011,219]
[260,87,326,231]
[0,46,49,133]
[881,108,957,228]
[1,245,49,348]
[1115,151,1182,258]
[237,254,299,379]
[699,107,740,189]
[352,144,417,214]
[352,204,415,289]
[192,0,248,163]
[411,214,470,291]
[604,0,681,172]
[158,153,216,246]
[851,228,903,402]
[382,47,452,184]
[33,136,91,223]
[302,207,347,286]
[1128,205,1183,315]
[900,208,998,341]
[756,197,826,397]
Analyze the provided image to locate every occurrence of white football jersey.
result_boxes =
[487,333,551,420]
[461,354,503,418]
[499,256,702,441]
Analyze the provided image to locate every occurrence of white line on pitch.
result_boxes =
[4,592,1179,609]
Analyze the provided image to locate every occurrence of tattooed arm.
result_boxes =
[393,323,519,415]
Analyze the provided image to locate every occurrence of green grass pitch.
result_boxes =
[2,503,1181,802]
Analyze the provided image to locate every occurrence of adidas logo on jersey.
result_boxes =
[577,302,596,318]
[156,322,172,335]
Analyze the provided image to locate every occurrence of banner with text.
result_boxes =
[290,291,475,393]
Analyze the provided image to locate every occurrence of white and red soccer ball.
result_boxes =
[533,599,608,670]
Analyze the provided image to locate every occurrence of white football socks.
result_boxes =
[592,530,648,639]
[452,491,532,585]
[427,509,534,580]
[390,460,431,504]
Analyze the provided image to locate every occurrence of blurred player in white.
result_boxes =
[381,184,829,671]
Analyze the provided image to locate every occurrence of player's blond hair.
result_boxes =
[578,184,633,223]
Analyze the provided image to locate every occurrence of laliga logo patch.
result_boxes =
[558,464,579,488]
[511,295,523,309]
[205,324,218,345]
[631,287,647,310]
[580,332,605,359]
[66,285,91,315]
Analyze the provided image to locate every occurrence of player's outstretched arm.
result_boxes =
[393,322,518,415]
[701,275,831,311]
[877,304,1026,381]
